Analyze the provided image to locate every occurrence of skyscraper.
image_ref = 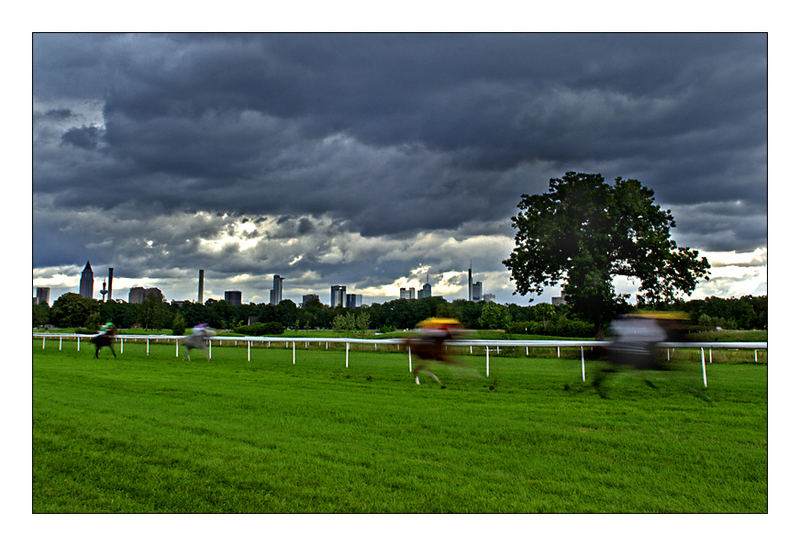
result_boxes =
[331,285,346,307]
[128,287,145,304]
[107,267,114,301]
[198,269,205,303]
[419,273,432,298]
[270,275,284,305]
[129,287,163,304]
[79,261,94,299]
[302,294,320,306]
[471,281,483,302]
[345,294,362,308]
[224,291,242,305]
[35,287,50,305]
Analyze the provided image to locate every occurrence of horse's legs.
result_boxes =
[412,364,441,385]
[109,344,116,358]
[95,345,100,358]
[186,347,192,361]
[421,369,441,384]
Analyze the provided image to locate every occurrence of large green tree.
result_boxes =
[503,172,710,328]
[50,293,99,328]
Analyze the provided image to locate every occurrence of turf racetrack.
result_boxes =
[33,340,767,513]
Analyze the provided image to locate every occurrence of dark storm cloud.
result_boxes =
[61,125,104,149]
[33,33,766,300]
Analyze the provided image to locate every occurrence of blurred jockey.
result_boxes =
[407,317,463,386]
[91,322,117,358]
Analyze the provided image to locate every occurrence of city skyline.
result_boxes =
[33,34,766,307]
[33,261,491,306]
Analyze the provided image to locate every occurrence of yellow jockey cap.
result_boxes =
[417,317,463,329]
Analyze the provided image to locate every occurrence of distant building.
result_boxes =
[35,287,50,305]
[129,286,164,304]
[198,269,205,303]
[107,267,114,301]
[302,294,320,306]
[419,282,432,298]
[224,291,242,305]
[345,294,362,308]
[468,264,473,301]
[270,275,284,305]
[482,293,496,302]
[128,287,145,303]
[551,293,566,305]
[471,281,482,302]
[331,285,346,308]
[79,261,94,299]
[400,287,416,299]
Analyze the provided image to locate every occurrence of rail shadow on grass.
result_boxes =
[33,341,766,513]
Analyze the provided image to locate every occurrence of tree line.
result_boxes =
[33,292,766,336]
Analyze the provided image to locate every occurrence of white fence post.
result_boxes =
[208,339,211,361]
[175,339,179,358]
[42,337,45,350]
[408,346,412,372]
[293,341,296,365]
[77,336,80,351]
[147,338,150,356]
[701,348,708,388]
[346,342,350,368]
[709,348,713,364]
[120,337,124,354]
[470,345,473,354]
[247,341,251,362]
[486,346,490,377]
[59,337,62,351]
[525,346,529,356]
[754,350,758,362]
[557,347,560,358]
[581,346,585,382]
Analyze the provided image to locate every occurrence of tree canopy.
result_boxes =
[503,172,710,328]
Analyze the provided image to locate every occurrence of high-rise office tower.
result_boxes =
[400,287,416,299]
[331,285,346,307]
[35,287,50,305]
[270,275,284,305]
[419,283,431,298]
[419,273,432,298]
[302,294,320,306]
[198,269,205,303]
[224,291,242,305]
[128,287,145,304]
[79,261,94,299]
[471,281,483,302]
[345,294,362,308]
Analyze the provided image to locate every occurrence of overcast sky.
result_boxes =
[32,32,767,306]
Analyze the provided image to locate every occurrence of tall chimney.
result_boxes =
[198,269,205,303]
[468,261,472,301]
[107,267,114,301]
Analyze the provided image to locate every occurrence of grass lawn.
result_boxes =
[32,340,767,513]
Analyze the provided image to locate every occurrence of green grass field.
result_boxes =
[32,339,767,513]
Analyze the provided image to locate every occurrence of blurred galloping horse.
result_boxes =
[91,322,117,359]
[405,317,463,386]
[182,324,215,361]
